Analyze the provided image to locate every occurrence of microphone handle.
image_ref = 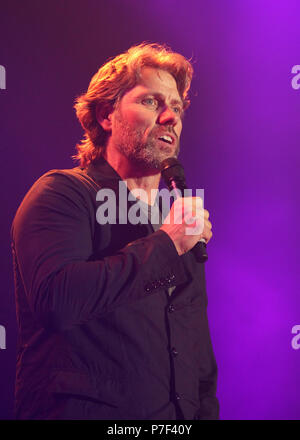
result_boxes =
[193,240,208,263]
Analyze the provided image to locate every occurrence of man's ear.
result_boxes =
[96,104,113,131]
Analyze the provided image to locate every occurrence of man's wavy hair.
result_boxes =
[73,42,194,167]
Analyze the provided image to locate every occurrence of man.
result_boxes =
[11,43,219,420]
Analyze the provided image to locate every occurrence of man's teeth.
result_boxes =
[159,135,173,144]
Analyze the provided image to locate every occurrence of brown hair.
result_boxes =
[73,42,193,167]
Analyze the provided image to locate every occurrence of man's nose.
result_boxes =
[158,106,179,126]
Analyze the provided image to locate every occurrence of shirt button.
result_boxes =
[171,347,178,356]
[168,304,175,313]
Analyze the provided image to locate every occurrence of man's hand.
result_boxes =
[160,197,212,256]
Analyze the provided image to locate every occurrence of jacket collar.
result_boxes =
[84,156,123,192]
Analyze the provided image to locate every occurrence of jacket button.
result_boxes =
[144,283,151,293]
[168,304,175,313]
[171,347,178,356]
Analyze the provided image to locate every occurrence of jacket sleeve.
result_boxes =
[195,310,220,420]
[196,364,219,419]
[11,171,188,331]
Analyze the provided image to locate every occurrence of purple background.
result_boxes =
[1,0,299,419]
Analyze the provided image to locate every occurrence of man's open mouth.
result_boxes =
[158,134,174,144]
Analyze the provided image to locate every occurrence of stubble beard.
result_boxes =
[113,111,180,171]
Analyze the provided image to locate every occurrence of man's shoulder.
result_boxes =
[37,166,96,186]
[11,167,99,230]
[26,166,102,199]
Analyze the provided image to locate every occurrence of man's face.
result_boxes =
[109,67,184,170]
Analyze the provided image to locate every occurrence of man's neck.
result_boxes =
[103,147,161,206]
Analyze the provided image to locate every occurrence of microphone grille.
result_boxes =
[160,157,186,189]
[161,157,185,177]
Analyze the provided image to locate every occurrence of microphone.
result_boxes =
[160,157,208,263]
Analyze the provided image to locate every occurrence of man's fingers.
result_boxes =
[205,219,212,230]
[200,229,213,244]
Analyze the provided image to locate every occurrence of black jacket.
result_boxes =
[11,157,219,420]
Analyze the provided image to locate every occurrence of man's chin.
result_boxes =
[160,146,179,160]
[120,142,179,171]
[127,154,161,171]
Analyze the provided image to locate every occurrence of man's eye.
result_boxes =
[173,106,182,114]
[142,98,158,107]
